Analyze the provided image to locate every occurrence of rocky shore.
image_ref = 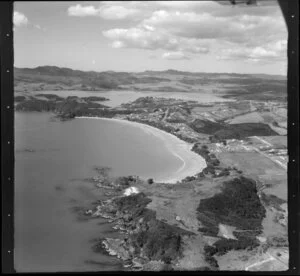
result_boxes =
[86,187,195,271]
[81,156,275,272]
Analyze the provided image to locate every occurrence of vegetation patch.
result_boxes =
[197,176,266,233]
[211,123,278,142]
[189,120,277,142]
[99,193,194,266]
[112,193,152,217]
[130,220,192,263]
[14,95,26,102]
[204,236,259,257]
[198,176,266,265]
[81,96,109,102]
[35,93,64,101]
[260,193,286,211]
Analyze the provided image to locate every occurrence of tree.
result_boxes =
[147,178,154,184]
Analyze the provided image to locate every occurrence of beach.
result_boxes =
[76,116,206,184]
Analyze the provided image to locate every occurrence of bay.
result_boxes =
[14,111,189,272]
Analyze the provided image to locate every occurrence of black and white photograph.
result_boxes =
[9,0,292,272]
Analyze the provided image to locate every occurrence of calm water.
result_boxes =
[14,112,183,272]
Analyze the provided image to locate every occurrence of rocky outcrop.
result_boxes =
[89,192,195,270]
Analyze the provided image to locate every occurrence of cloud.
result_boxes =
[142,9,285,46]
[162,51,190,60]
[13,11,28,27]
[103,26,209,55]
[217,40,287,62]
[67,3,139,19]
[67,4,99,16]
[66,1,286,64]
[101,1,286,63]
[34,24,47,31]
[98,5,139,20]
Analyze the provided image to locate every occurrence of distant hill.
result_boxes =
[14,66,286,80]
[14,66,170,91]
[14,66,287,101]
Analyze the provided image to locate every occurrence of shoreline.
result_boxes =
[76,116,206,184]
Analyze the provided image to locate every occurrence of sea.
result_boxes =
[14,112,184,272]
[14,89,225,272]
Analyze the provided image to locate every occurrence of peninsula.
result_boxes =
[14,66,288,271]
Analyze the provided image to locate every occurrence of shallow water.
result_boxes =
[14,112,186,272]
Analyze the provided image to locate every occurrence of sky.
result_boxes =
[13,1,287,75]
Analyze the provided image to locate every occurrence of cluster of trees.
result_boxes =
[113,193,152,217]
[266,236,288,248]
[182,175,197,182]
[260,193,286,211]
[131,221,182,263]
[197,177,266,232]
[204,235,260,257]
[130,219,193,264]
[189,119,224,135]
[175,133,196,143]
[110,192,194,265]
[81,96,109,102]
[147,178,154,184]
[210,123,277,142]
[189,119,277,143]
[35,93,64,101]
[191,144,224,177]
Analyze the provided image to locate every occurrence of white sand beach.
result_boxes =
[76,116,207,184]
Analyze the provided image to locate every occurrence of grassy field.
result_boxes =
[226,112,264,124]
[218,152,286,181]
[248,136,287,149]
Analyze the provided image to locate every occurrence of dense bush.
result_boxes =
[81,96,109,102]
[211,123,278,142]
[197,177,266,232]
[203,246,219,269]
[182,176,196,182]
[147,178,154,184]
[260,193,286,211]
[131,220,192,262]
[189,119,278,142]
[207,237,260,257]
[36,93,64,100]
[113,193,152,217]
[189,119,224,135]
[198,227,219,237]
